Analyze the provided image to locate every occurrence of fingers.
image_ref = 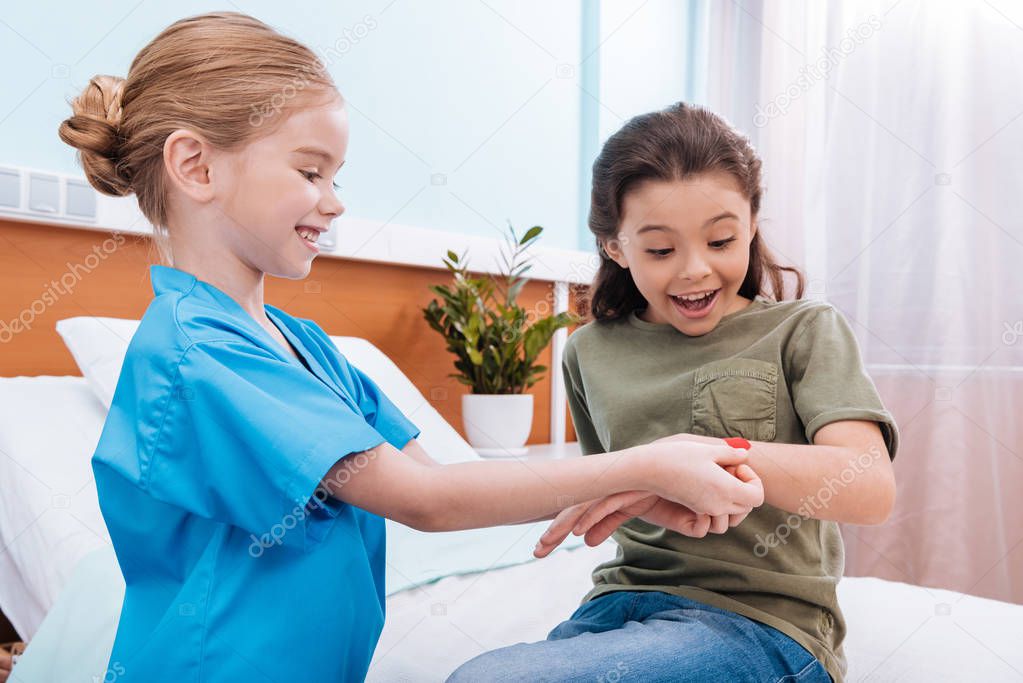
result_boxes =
[716,463,762,523]
[721,463,763,519]
[725,469,765,509]
[692,513,712,538]
[728,510,750,527]
[572,490,652,536]
[733,463,760,483]
[534,502,589,558]
[712,446,751,467]
[583,510,632,546]
[708,513,730,534]
[734,464,765,507]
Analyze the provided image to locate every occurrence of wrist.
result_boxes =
[624,443,664,492]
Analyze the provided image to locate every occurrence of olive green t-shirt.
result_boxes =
[562,295,899,683]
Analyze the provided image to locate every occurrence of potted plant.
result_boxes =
[422,224,579,456]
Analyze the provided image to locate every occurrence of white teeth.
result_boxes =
[296,227,319,243]
[674,290,716,302]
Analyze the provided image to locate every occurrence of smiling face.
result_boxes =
[209,95,348,279]
[602,172,757,336]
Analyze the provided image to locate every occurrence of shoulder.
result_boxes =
[125,291,288,382]
[752,296,846,341]
[758,296,833,323]
[563,317,626,357]
[766,299,862,371]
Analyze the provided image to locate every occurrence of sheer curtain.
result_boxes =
[700,0,1023,603]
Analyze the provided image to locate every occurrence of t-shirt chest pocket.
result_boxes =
[690,358,779,442]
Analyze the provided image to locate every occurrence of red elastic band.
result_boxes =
[724,437,751,450]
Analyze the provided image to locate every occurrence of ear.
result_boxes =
[163,129,216,203]
[750,216,758,240]
[601,235,630,270]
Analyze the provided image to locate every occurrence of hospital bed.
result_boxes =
[1,318,1021,682]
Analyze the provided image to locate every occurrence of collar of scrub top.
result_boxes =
[151,264,369,516]
[149,264,347,402]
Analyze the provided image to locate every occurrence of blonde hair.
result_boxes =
[58,12,339,263]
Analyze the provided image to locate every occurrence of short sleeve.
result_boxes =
[785,306,899,460]
[145,340,394,550]
[345,362,421,451]
[562,339,606,456]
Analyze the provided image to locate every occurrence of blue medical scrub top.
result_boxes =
[92,264,420,682]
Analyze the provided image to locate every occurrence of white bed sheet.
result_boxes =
[370,542,1023,682]
[13,541,1023,682]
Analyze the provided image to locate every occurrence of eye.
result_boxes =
[332,181,341,191]
[710,237,737,250]
[646,248,673,258]
[299,169,321,182]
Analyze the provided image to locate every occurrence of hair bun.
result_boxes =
[58,75,132,196]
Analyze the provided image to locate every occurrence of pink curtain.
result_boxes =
[842,372,1023,604]
[702,0,1023,604]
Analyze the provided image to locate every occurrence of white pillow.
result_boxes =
[55,316,480,464]
[0,376,111,639]
[55,317,137,410]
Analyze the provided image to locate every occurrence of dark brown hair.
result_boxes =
[582,102,804,321]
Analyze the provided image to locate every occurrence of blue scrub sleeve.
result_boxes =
[143,339,403,551]
[346,362,421,450]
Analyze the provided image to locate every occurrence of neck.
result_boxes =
[172,249,267,324]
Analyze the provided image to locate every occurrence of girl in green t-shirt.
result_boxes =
[449,103,898,683]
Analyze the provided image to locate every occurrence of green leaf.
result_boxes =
[521,225,543,244]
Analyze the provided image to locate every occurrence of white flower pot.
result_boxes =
[461,393,534,457]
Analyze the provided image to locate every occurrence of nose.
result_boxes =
[320,188,344,219]
[676,251,712,281]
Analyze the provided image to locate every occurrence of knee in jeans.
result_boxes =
[447,650,516,683]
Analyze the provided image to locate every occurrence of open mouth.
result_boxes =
[670,289,720,317]
[295,226,321,252]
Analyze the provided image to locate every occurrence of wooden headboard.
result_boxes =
[0,218,579,445]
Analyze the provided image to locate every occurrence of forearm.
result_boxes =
[416,448,652,531]
[745,439,893,524]
[324,441,653,532]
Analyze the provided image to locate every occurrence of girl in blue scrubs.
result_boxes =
[58,12,764,682]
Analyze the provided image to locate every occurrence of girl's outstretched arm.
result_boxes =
[318,439,763,532]
[606,422,894,525]
[532,422,892,554]
[742,419,895,525]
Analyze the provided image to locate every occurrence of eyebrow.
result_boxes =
[291,146,345,170]
[636,211,739,235]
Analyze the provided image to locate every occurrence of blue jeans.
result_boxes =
[447,590,832,683]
